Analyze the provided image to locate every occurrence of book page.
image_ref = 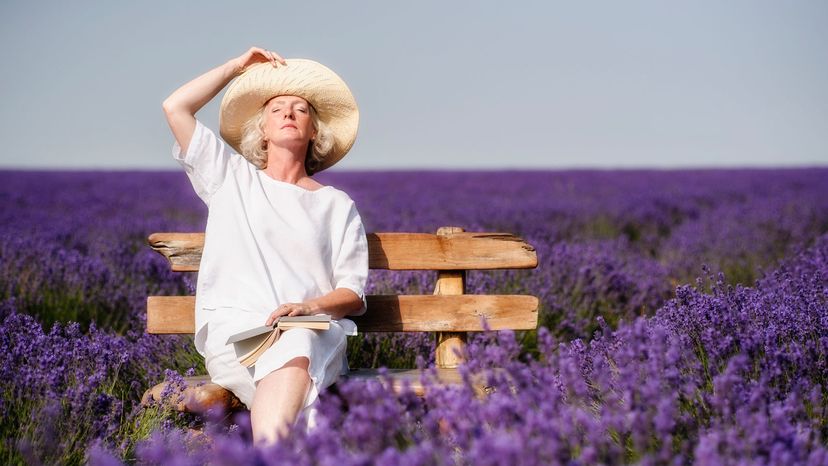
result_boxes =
[231,331,271,361]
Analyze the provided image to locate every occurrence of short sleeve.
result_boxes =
[332,202,369,316]
[172,119,234,206]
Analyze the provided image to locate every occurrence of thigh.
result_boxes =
[277,324,347,358]
[253,322,348,387]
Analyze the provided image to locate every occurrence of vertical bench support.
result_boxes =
[434,226,467,368]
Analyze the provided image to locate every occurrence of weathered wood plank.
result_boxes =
[147,294,540,334]
[142,368,493,413]
[146,233,205,272]
[344,368,491,397]
[147,231,538,272]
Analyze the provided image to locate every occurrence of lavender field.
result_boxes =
[1,168,827,465]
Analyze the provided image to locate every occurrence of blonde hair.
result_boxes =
[239,100,334,176]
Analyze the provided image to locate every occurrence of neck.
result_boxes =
[263,146,308,183]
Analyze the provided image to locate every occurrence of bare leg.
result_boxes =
[250,356,311,445]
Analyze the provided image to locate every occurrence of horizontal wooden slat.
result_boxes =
[147,296,195,334]
[351,295,538,331]
[147,233,205,272]
[147,294,539,334]
[148,231,538,272]
[345,368,468,397]
[142,368,494,413]
[345,367,499,397]
[367,232,538,270]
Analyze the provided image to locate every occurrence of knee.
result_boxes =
[275,357,311,386]
[263,356,310,381]
[284,356,310,371]
[256,357,311,390]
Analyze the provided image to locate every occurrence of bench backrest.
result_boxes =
[146,226,539,368]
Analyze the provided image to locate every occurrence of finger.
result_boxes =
[259,47,284,65]
[266,307,288,325]
[264,50,277,67]
[271,51,287,65]
[250,47,272,63]
[250,47,267,60]
[290,305,310,316]
[263,49,280,68]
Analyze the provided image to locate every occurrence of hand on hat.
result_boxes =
[232,46,287,76]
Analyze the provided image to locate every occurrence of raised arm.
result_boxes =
[161,47,286,153]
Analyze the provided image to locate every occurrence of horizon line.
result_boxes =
[2,165,827,173]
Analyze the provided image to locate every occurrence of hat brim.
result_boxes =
[219,59,359,172]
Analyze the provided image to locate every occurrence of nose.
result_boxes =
[283,107,296,120]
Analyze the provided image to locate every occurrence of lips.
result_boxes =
[281,124,298,129]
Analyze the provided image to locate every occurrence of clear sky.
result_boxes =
[0,1,826,170]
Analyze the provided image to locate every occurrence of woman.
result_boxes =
[162,47,368,445]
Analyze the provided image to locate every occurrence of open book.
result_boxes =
[226,315,332,367]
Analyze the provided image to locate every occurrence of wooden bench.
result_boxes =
[142,226,539,413]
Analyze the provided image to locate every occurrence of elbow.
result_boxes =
[349,293,366,316]
[162,98,189,117]
[162,99,196,129]
[338,288,365,316]
[161,98,177,115]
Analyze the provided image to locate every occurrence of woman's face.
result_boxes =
[262,95,317,151]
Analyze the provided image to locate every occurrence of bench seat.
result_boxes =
[141,368,492,414]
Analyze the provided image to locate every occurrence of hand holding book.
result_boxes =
[265,302,319,327]
[226,315,332,367]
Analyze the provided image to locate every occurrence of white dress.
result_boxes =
[171,119,369,419]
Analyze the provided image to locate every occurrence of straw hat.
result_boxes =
[219,59,359,172]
